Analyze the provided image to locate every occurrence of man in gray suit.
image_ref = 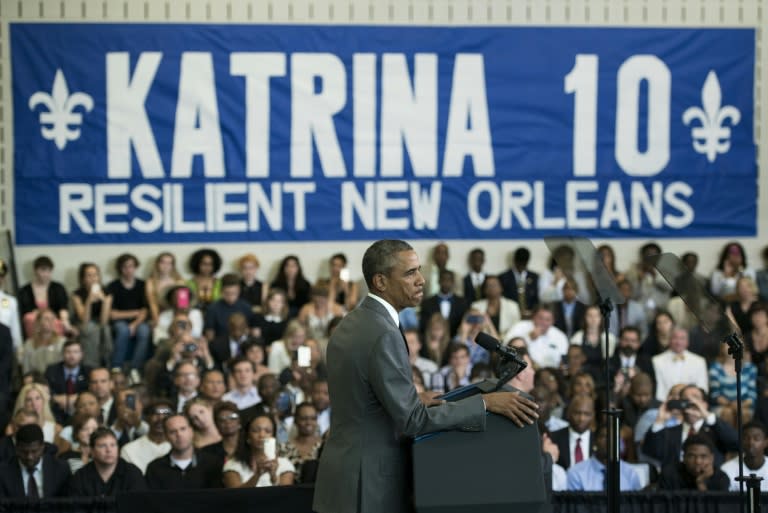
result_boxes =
[313,240,539,513]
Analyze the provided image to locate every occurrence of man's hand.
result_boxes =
[483,391,539,428]
[695,461,714,491]
[542,433,559,461]
[419,391,445,407]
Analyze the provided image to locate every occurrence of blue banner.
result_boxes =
[11,24,756,244]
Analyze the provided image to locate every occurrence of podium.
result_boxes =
[412,380,549,513]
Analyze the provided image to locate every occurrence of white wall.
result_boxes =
[0,0,764,288]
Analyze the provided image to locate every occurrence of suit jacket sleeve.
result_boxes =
[368,329,485,438]
[642,425,668,462]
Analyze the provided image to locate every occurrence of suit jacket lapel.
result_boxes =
[362,297,409,355]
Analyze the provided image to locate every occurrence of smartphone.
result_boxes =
[298,346,311,367]
[263,437,277,460]
[339,268,350,282]
[183,342,198,353]
[176,288,190,309]
[90,283,102,295]
[466,314,484,325]
[124,394,136,411]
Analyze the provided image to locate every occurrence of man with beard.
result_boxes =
[658,434,729,490]
[609,327,655,383]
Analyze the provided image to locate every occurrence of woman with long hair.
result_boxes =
[187,248,223,313]
[58,413,99,473]
[222,413,295,487]
[257,288,289,347]
[422,313,451,366]
[19,308,67,374]
[639,310,675,358]
[270,255,311,319]
[184,397,222,449]
[12,383,61,443]
[71,263,113,368]
[145,252,185,328]
[710,241,756,303]
[727,276,759,336]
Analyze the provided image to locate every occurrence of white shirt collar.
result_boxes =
[368,293,400,327]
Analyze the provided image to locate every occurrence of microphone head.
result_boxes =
[474,332,501,352]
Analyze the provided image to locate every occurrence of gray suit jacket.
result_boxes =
[313,296,486,513]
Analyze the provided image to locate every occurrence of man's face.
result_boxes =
[619,331,641,355]
[669,328,689,354]
[619,282,632,300]
[433,244,449,268]
[165,416,194,453]
[562,283,576,302]
[16,441,44,470]
[378,250,425,311]
[92,435,119,466]
[221,285,240,305]
[469,251,484,273]
[533,310,554,332]
[449,348,470,370]
[438,273,454,295]
[567,397,594,434]
[228,317,248,340]
[215,409,241,436]
[200,372,226,401]
[258,375,279,404]
[744,427,768,460]
[120,259,137,280]
[630,385,653,410]
[89,370,113,401]
[311,381,330,411]
[149,406,172,434]
[233,362,254,388]
[63,344,83,367]
[683,444,713,477]
[175,364,200,394]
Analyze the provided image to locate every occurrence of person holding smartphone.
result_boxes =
[223,413,295,487]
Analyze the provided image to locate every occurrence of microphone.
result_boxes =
[475,332,527,391]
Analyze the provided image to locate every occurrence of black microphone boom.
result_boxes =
[474,332,527,390]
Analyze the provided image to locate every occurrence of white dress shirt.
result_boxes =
[20,461,43,497]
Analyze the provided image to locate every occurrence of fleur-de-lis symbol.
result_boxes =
[682,70,740,163]
[28,69,94,150]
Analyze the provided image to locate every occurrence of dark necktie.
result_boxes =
[27,468,39,499]
[65,373,75,395]
[574,438,584,464]
[398,324,410,355]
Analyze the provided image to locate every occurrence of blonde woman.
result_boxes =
[19,308,66,374]
[12,383,61,443]
[184,397,222,449]
[145,252,185,327]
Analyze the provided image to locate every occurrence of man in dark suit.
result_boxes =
[548,395,596,470]
[552,279,586,339]
[313,240,539,513]
[0,324,11,430]
[0,410,57,465]
[209,312,249,371]
[462,248,486,304]
[89,368,117,426]
[419,269,467,338]
[0,424,70,498]
[643,385,738,468]
[499,247,540,318]
[607,326,655,383]
[46,339,92,424]
[658,434,730,490]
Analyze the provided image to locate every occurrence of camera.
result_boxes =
[466,314,484,325]
[124,394,136,411]
[667,399,691,411]
[183,342,198,353]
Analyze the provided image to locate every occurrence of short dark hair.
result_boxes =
[163,413,191,433]
[33,255,54,270]
[213,401,239,421]
[446,342,469,359]
[63,338,82,351]
[743,420,768,439]
[230,355,255,372]
[143,399,174,418]
[330,253,347,265]
[90,426,117,448]
[513,247,530,265]
[221,273,241,288]
[362,240,413,289]
[115,253,139,275]
[683,433,715,455]
[619,326,641,339]
[15,424,44,444]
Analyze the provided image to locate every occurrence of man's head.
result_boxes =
[89,368,113,402]
[362,240,424,311]
[669,327,689,354]
[164,414,195,454]
[230,357,255,390]
[513,247,530,271]
[742,421,768,461]
[468,248,485,273]
[438,269,455,295]
[174,361,200,395]
[14,424,45,470]
[682,252,699,273]
[311,379,330,412]
[566,345,586,375]
[220,273,241,305]
[447,343,470,370]
[115,253,139,280]
[90,427,119,467]
[145,400,174,436]
[199,370,226,402]
[682,434,715,478]
[227,312,249,341]
[257,373,280,406]
[432,243,449,269]
[592,424,609,464]
[566,394,595,434]
[62,339,84,368]
[618,280,633,300]
[213,401,241,437]
[628,372,654,410]
[532,306,555,333]
[562,279,578,303]
[618,327,642,356]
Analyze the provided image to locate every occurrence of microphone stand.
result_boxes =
[598,298,621,513]
[493,346,528,392]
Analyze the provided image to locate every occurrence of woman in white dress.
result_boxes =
[11,383,61,443]
[222,413,295,487]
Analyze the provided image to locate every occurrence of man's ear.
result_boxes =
[372,273,387,293]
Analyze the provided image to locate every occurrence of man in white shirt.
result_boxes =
[721,421,768,491]
[89,367,115,425]
[652,328,708,401]
[120,400,172,474]
[222,356,261,410]
[172,361,199,412]
[505,305,568,369]
[404,329,438,387]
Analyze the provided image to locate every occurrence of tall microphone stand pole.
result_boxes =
[598,298,620,513]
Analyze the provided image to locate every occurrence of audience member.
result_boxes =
[187,248,223,313]
[59,413,99,473]
[171,361,201,412]
[424,242,459,298]
[270,255,311,319]
[657,434,729,491]
[499,247,540,318]
[120,400,173,474]
[644,385,738,468]
[0,259,22,350]
[625,242,672,319]
[608,327,656,387]
[70,427,146,496]
[505,305,569,369]
[462,248,486,305]
[310,379,331,436]
[610,280,648,339]
[268,320,307,375]
[422,313,451,367]
[56,391,103,451]
[201,401,240,462]
[652,328,708,401]
[18,256,72,338]
[566,424,642,491]
[210,311,249,371]
[71,263,113,368]
[597,244,624,283]
[452,310,496,365]
[145,413,222,489]
[13,383,60,443]
[238,253,266,311]
[0,424,70,498]
[709,341,757,425]
[639,310,675,359]
[553,279,586,339]
[255,288,289,347]
[144,252,185,329]
[721,421,768,491]
[620,373,660,432]
[184,397,221,449]
[298,285,345,343]
[107,253,150,383]
[405,330,438,388]
[222,413,295,487]
[198,369,226,403]
[322,253,359,312]
[222,357,261,410]
[46,339,92,423]
[471,275,520,337]
[436,342,472,392]
[281,402,322,483]
[19,309,66,375]
[0,410,57,464]
[420,270,467,338]
[757,246,768,302]
[152,285,204,343]
[549,394,595,470]
[570,305,617,381]
[710,242,755,303]
[240,373,281,425]
[111,388,147,447]
[204,273,257,342]
[726,276,759,336]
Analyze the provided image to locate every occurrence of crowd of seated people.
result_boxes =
[0,240,767,499]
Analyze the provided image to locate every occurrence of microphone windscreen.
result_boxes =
[474,332,500,352]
